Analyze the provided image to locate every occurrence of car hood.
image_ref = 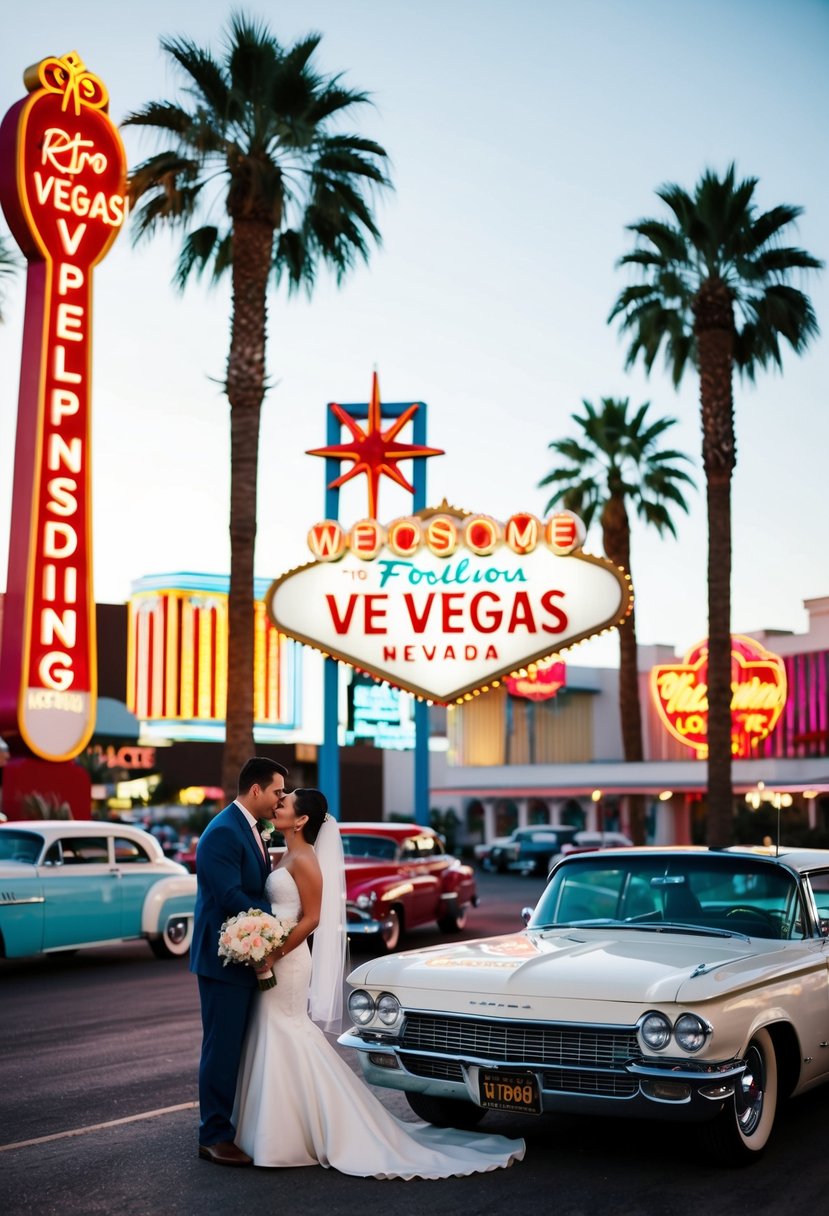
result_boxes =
[344,859,407,887]
[0,861,38,878]
[348,927,792,1005]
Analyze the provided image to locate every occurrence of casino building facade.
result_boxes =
[3,583,827,844]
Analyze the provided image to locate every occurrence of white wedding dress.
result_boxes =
[232,866,526,1178]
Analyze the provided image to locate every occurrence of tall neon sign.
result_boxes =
[0,52,127,760]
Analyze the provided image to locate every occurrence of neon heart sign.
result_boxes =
[650,634,787,758]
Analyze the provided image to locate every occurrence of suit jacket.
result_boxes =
[189,801,271,984]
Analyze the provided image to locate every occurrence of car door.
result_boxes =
[112,833,158,936]
[400,835,443,925]
[794,869,829,1085]
[39,833,122,949]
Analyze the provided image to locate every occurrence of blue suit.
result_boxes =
[190,802,271,1145]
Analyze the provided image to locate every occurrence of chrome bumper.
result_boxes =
[345,906,393,938]
[338,1028,746,1122]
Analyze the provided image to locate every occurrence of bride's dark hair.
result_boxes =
[294,788,329,845]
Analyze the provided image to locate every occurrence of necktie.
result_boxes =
[252,822,266,861]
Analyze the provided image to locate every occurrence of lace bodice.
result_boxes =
[265,866,302,921]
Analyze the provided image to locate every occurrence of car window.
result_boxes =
[402,835,443,859]
[114,837,153,864]
[340,834,398,861]
[534,856,804,939]
[53,836,110,865]
[0,830,43,863]
[807,871,829,932]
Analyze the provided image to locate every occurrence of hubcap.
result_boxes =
[166,918,188,945]
[735,1044,764,1136]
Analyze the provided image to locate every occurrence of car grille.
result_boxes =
[400,1013,638,1072]
[401,1054,464,1082]
[541,1068,638,1097]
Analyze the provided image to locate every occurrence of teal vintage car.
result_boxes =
[0,820,197,959]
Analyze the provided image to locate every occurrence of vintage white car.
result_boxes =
[341,845,829,1164]
[0,820,197,960]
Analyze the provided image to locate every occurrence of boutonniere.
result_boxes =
[257,819,275,843]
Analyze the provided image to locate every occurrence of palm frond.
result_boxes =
[539,398,695,550]
[173,225,224,289]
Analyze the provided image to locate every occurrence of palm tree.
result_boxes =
[124,13,392,798]
[609,165,822,846]
[539,397,695,844]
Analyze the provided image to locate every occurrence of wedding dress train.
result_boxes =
[233,867,526,1179]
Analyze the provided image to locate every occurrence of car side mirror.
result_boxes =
[819,917,829,939]
[521,906,534,926]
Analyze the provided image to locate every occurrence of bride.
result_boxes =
[232,789,525,1179]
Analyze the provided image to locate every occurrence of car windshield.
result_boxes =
[0,830,43,863]
[341,834,398,861]
[531,854,805,940]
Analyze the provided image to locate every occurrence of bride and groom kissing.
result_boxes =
[190,756,525,1179]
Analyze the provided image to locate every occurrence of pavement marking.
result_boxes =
[0,1101,199,1153]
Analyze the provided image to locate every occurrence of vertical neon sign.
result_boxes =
[0,52,127,760]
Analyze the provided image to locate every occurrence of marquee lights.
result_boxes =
[307,509,586,563]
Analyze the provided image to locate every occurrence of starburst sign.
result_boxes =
[307,372,443,520]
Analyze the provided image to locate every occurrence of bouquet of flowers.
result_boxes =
[217,908,295,991]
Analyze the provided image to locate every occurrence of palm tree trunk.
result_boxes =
[221,216,274,801]
[694,278,736,847]
[602,496,646,844]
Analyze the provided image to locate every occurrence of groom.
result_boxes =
[191,756,288,1165]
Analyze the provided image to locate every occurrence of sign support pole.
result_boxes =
[317,395,431,824]
[411,409,429,828]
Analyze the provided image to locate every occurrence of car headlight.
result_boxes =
[355,893,375,910]
[674,1013,710,1053]
[348,989,376,1025]
[640,1011,672,1050]
[376,992,401,1026]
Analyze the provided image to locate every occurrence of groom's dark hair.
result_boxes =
[237,756,288,795]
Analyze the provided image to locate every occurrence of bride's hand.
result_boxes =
[256,946,285,974]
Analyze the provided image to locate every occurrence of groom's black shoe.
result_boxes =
[198,1141,253,1167]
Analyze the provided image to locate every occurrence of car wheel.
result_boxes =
[380,907,403,953]
[405,1091,487,1130]
[149,915,193,959]
[698,1027,778,1165]
[437,903,468,934]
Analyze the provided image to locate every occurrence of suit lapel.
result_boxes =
[232,803,268,875]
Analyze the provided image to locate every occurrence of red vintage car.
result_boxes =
[340,822,478,952]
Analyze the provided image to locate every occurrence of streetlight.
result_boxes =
[744,782,792,853]
[591,789,604,840]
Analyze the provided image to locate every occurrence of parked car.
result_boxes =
[341,823,478,952]
[0,820,197,960]
[475,825,581,875]
[174,835,201,873]
[148,822,180,858]
[341,845,829,1164]
[559,830,633,857]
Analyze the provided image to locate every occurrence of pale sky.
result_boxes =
[1,0,827,669]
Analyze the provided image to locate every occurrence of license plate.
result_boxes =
[478,1069,541,1114]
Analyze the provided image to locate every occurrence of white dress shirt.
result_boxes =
[236,799,266,861]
